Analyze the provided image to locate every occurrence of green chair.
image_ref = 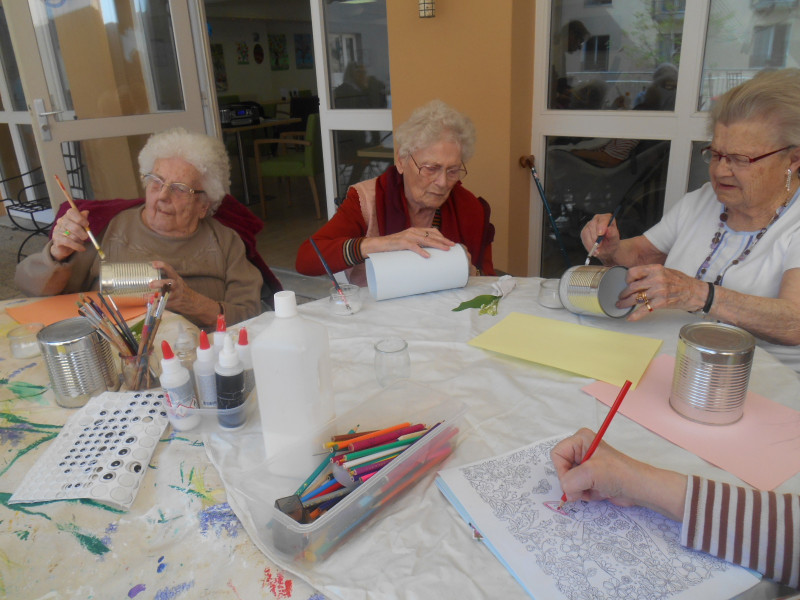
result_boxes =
[253,112,321,220]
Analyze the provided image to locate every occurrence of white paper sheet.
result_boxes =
[436,436,759,600]
[365,244,469,300]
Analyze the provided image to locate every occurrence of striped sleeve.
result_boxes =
[682,475,800,589]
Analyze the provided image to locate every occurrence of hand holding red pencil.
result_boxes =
[553,380,632,508]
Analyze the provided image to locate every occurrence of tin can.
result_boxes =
[37,317,120,408]
[669,322,755,425]
[99,262,161,305]
[558,265,632,318]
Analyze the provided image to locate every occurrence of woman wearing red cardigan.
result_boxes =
[296,100,495,284]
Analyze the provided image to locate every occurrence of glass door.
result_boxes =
[2,0,208,206]
[310,0,393,217]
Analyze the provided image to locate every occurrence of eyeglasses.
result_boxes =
[142,173,205,200]
[700,145,793,169]
[409,155,468,182]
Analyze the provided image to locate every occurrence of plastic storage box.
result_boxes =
[165,393,255,433]
[215,381,465,564]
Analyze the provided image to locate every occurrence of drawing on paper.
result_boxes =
[449,437,747,599]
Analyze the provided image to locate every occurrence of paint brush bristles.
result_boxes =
[54,173,106,260]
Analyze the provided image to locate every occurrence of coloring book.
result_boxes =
[435,436,759,600]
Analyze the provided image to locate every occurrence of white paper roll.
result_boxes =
[366,244,469,300]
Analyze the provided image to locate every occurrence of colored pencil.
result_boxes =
[294,453,333,497]
[54,173,106,259]
[335,437,417,465]
[345,423,426,452]
[559,379,632,507]
[324,422,412,451]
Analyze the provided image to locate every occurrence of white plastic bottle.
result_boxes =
[251,290,334,459]
[194,330,217,409]
[174,322,197,375]
[213,313,227,359]
[160,340,200,431]
[236,326,255,399]
[215,334,246,429]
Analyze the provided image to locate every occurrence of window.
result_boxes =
[583,35,609,71]
[750,24,790,67]
[657,32,682,64]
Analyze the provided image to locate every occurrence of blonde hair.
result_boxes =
[709,68,800,145]
[138,127,230,213]
[395,100,476,162]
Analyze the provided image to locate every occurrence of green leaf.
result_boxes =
[452,294,500,312]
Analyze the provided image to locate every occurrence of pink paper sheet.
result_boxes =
[582,354,800,490]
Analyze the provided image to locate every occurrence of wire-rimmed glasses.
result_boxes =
[142,173,205,200]
[409,155,467,182]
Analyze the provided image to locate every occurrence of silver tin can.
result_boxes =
[669,322,755,425]
[558,265,632,318]
[36,317,120,408]
[99,262,161,305]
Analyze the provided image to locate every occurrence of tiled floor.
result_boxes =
[0,175,331,304]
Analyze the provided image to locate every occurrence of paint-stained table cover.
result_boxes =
[0,299,319,600]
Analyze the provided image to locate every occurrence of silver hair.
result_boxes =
[395,100,476,162]
[138,127,230,214]
[709,68,800,146]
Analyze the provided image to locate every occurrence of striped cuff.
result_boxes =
[343,238,365,266]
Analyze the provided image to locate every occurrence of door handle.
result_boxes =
[32,98,64,141]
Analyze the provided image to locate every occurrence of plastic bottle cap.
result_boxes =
[161,339,175,360]
[218,334,241,369]
[199,330,211,350]
[160,340,181,373]
[237,327,248,346]
[216,313,226,333]
[274,291,298,318]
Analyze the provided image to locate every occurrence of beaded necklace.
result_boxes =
[695,192,794,285]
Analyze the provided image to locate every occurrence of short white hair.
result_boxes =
[395,100,476,162]
[138,127,230,213]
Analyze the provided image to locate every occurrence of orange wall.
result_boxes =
[386,0,535,275]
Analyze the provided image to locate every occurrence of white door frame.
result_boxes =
[4,0,209,206]
[309,0,393,220]
[529,2,713,275]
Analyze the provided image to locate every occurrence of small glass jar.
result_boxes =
[9,323,44,358]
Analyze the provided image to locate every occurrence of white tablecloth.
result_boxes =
[212,277,800,600]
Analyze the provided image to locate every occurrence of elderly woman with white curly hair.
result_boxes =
[296,99,495,283]
[16,127,263,328]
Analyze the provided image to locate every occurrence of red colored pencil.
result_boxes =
[559,379,632,507]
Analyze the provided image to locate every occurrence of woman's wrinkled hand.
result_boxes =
[50,208,90,262]
[580,213,621,263]
[150,260,198,314]
[362,227,455,259]
[618,264,706,320]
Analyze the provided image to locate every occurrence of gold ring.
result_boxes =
[63,229,71,237]
[424,231,429,238]
[645,301,653,313]
[636,292,648,304]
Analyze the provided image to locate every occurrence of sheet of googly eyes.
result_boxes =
[10,390,169,511]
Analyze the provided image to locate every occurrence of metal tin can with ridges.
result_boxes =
[669,322,755,425]
[99,262,161,306]
[37,317,120,408]
[558,265,632,318]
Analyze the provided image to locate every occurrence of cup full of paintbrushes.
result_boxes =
[99,262,162,307]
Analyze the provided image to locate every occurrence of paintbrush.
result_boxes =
[54,173,106,260]
[558,379,632,509]
[309,237,352,312]
[585,203,624,265]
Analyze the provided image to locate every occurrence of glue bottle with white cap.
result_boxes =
[215,334,246,429]
[251,291,334,459]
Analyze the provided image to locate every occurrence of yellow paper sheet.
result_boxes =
[468,312,662,387]
[5,292,146,326]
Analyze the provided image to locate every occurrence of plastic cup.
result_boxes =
[119,353,161,391]
[329,284,362,315]
[537,279,563,308]
[9,323,44,358]
[374,338,410,387]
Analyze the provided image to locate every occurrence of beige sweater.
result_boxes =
[15,207,262,326]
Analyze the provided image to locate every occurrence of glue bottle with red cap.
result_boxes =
[235,326,255,399]
[160,340,200,431]
[213,313,227,358]
[194,330,217,409]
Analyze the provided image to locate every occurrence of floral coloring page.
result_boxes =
[436,436,759,599]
